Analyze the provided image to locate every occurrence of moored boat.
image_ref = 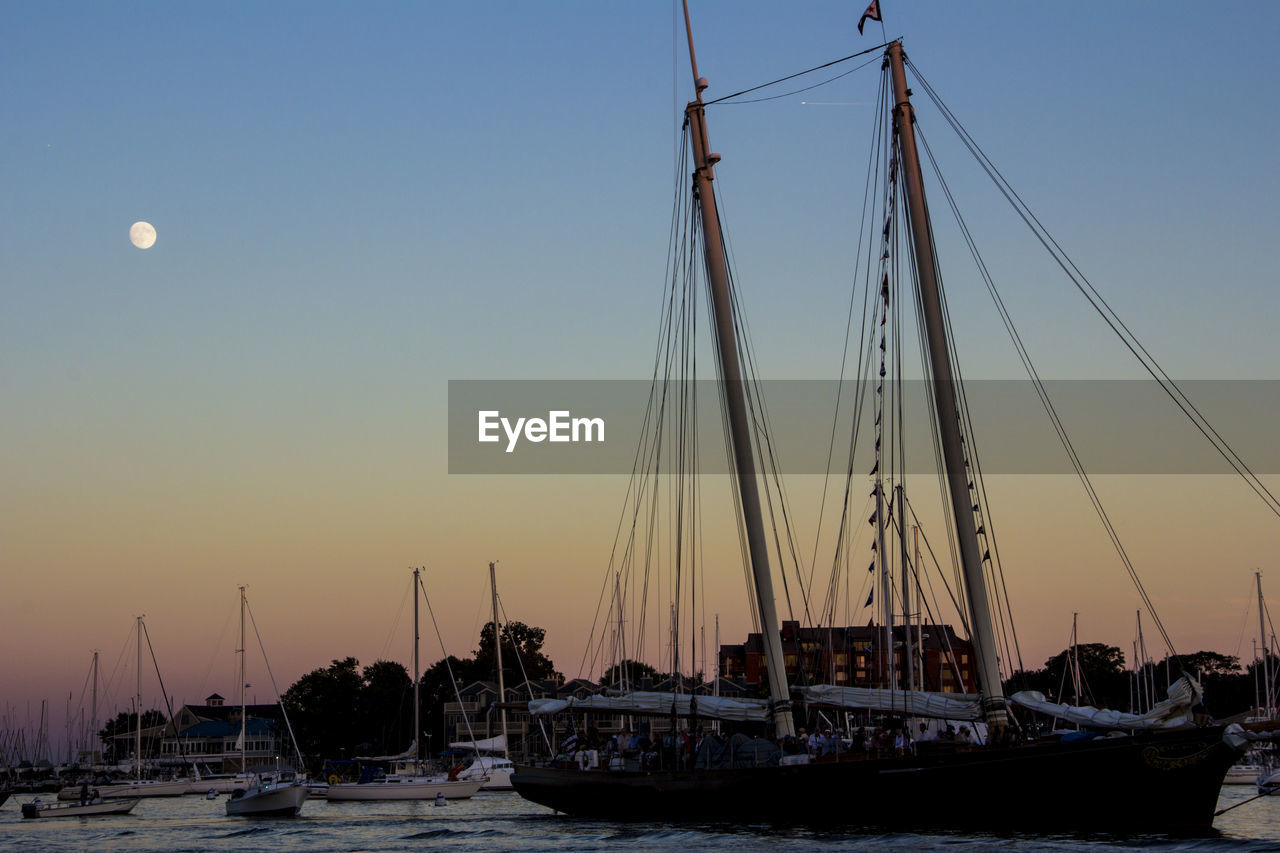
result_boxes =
[58,778,188,800]
[511,2,1258,833]
[22,797,140,819]
[223,587,309,817]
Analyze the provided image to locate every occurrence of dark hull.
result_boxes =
[512,726,1235,833]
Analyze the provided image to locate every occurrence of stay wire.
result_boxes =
[706,43,892,105]
[906,55,1280,522]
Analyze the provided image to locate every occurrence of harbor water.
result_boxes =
[2,787,1279,852]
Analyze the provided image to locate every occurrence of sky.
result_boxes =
[3,1,1280,758]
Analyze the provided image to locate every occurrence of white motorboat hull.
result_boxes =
[226,782,307,817]
[23,797,140,819]
[326,777,484,801]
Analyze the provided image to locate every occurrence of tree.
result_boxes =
[358,659,413,755]
[282,657,363,766]
[472,620,562,685]
[280,622,562,766]
[1002,643,1128,710]
[98,709,166,764]
[597,658,662,689]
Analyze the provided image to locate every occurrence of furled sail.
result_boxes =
[447,734,507,753]
[528,691,769,723]
[1010,675,1200,731]
[801,685,983,720]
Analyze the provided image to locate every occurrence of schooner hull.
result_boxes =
[512,725,1235,833]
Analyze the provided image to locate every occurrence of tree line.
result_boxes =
[281,620,559,765]
[1003,644,1276,719]
[99,632,1274,767]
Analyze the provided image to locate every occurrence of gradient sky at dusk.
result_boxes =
[3,1,1279,755]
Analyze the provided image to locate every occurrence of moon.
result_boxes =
[129,221,157,249]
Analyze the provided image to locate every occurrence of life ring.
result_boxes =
[328,774,339,786]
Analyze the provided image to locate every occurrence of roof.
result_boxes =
[172,717,278,739]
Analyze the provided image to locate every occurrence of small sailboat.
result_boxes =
[225,586,308,818]
[60,617,189,800]
[327,568,486,802]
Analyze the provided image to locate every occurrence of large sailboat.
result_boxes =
[510,4,1258,833]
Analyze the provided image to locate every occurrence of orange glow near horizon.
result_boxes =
[5,469,1277,753]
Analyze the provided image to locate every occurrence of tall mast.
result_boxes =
[413,567,421,766]
[489,561,509,758]
[136,616,142,780]
[239,586,247,773]
[1259,571,1271,718]
[887,41,1007,726]
[681,0,794,738]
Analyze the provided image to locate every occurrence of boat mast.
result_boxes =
[413,567,421,766]
[1259,571,1271,718]
[681,0,794,738]
[887,41,1007,727]
[899,483,913,694]
[91,650,98,765]
[1137,610,1152,709]
[239,586,247,774]
[1071,613,1080,707]
[875,458,893,689]
[136,616,142,780]
[490,561,509,758]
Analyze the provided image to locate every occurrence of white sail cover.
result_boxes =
[1011,675,1200,731]
[447,734,507,753]
[801,685,984,720]
[528,691,769,723]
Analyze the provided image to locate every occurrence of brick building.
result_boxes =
[719,621,978,694]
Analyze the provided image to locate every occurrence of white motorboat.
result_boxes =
[22,797,140,819]
[226,769,308,817]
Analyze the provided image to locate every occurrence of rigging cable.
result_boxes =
[906,56,1280,524]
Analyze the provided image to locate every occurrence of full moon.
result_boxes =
[129,221,157,249]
